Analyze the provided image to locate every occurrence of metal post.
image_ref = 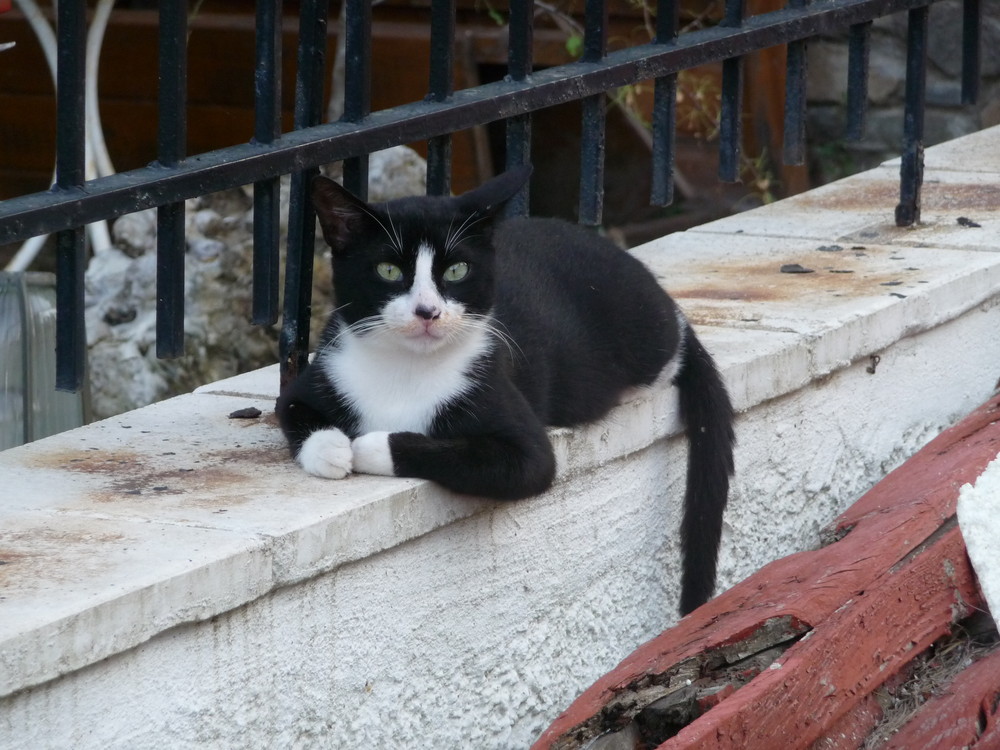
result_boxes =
[280,0,331,387]
[845,21,872,141]
[426,0,456,196]
[155,0,188,359]
[651,0,679,207]
[895,6,928,227]
[782,0,809,165]
[718,0,746,183]
[341,0,371,199]
[252,0,283,326]
[961,0,980,105]
[504,0,534,217]
[54,0,87,391]
[578,0,608,226]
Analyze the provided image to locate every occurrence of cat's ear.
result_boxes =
[311,176,371,253]
[454,165,532,218]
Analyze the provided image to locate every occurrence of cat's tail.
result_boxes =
[673,319,735,615]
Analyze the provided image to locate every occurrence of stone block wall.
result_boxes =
[806,1,1000,183]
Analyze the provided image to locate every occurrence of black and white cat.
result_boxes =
[276,167,735,614]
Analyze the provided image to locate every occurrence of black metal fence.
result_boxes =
[0,0,983,393]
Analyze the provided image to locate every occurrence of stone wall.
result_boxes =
[84,147,426,419]
[807,1,1000,183]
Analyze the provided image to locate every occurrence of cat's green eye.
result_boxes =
[376,262,403,282]
[443,262,469,283]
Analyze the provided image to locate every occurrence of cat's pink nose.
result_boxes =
[414,304,441,321]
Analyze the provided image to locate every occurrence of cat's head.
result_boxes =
[311,167,530,354]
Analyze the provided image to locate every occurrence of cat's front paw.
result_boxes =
[351,432,396,476]
[298,428,353,479]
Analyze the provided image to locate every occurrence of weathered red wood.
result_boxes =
[534,394,1000,750]
[882,647,1000,750]
[657,525,981,749]
[978,712,1000,748]
[810,693,883,750]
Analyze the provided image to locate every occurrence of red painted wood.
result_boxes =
[534,394,1000,750]
[657,525,981,749]
[978,714,1000,749]
[882,648,1000,750]
[810,694,883,750]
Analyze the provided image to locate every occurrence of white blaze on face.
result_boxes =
[377,243,465,352]
[409,244,443,320]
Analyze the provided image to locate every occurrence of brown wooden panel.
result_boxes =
[0,3,743,210]
[0,94,55,172]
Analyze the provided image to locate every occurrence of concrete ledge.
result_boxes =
[2,126,999,747]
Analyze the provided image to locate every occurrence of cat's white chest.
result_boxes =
[319,330,489,435]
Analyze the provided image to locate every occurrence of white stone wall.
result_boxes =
[3,303,998,750]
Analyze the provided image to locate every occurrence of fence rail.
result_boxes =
[0,0,982,393]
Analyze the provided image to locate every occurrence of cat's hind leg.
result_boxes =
[298,428,354,479]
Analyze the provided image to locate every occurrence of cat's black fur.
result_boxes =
[276,167,735,614]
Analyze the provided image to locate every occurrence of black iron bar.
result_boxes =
[578,97,606,226]
[651,0,679,207]
[507,0,533,83]
[252,0,283,326]
[845,21,872,140]
[718,0,746,183]
[155,1,188,359]
[426,0,456,196]
[280,0,330,387]
[782,43,806,163]
[341,0,371,200]
[1,0,945,245]
[14,275,33,438]
[504,112,531,218]
[895,5,928,227]
[578,0,608,226]
[961,0,980,104]
[54,0,86,391]
[504,0,534,218]
[426,135,453,196]
[782,0,809,165]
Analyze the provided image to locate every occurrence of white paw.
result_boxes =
[298,428,353,479]
[351,432,396,476]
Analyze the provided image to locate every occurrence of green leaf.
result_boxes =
[565,34,584,59]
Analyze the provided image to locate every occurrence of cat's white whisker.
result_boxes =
[384,203,405,256]
[318,314,387,355]
[463,314,521,362]
[356,202,404,257]
[444,211,487,255]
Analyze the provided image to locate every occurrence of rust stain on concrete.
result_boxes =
[26,438,286,507]
[675,287,774,302]
[0,528,126,591]
[670,249,925,306]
